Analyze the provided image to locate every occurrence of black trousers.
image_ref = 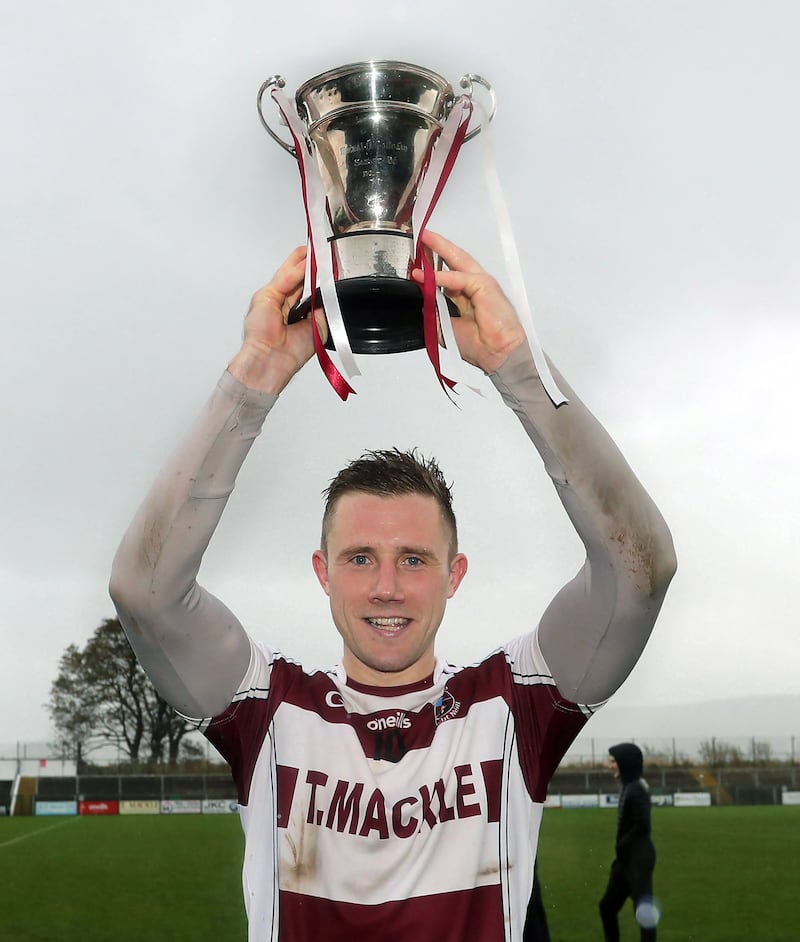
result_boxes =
[522,863,550,942]
[599,852,656,942]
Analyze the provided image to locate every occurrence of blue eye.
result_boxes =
[352,554,369,566]
[405,556,423,567]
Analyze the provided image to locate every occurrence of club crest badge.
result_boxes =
[434,689,461,726]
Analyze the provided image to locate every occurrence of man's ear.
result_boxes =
[311,550,330,595]
[447,553,468,598]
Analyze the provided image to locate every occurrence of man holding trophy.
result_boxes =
[109,62,676,942]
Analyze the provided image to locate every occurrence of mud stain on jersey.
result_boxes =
[478,858,514,878]
[283,824,318,889]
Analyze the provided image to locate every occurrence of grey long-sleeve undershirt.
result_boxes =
[109,345,676,718]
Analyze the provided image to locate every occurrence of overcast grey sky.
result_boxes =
[2,1,799,745]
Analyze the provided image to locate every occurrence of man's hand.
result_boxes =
[227,246,320,394]
[411,231,527,374]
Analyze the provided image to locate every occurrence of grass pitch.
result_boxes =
[1,806,797,940]
[0,815,246,941]
[537,805,798,941]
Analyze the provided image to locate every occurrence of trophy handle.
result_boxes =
[257,75,297,157]
[459,73,497,142]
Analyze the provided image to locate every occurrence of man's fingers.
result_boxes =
[249,246,307,317]
[428,267,474,296]
[420,230,485,274]
[272,245,308,296]
[312,306,329,344]
[257,246,307,304]
[410,265,487,312]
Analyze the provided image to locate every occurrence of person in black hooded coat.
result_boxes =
[599,742,657,941]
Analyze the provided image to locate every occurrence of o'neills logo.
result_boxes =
[434,690,460,726]
[366,711,411,732]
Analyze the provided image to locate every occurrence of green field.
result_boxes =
[0,807,796,940]
[537,806,797,941]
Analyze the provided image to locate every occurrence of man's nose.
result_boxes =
[370,561,403,601]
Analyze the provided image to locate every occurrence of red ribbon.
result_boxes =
[413,102,473,396]
[272,90,355,401]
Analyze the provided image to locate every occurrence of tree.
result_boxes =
[48,617,193,765]
[698,738,745,767]
[751,739,773,764]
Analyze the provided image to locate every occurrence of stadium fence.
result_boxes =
[2,734,798,815]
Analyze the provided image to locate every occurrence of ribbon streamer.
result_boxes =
[472,102,568,407]
[411,98,474,395]
[271,88,360,399]
[433,263,485,397]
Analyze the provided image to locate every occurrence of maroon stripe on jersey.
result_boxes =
[279,884,505,941]
[276,764,299,829]
[204,652,585,804]
[346,674,435,696]
[444,650,514,706]
[480,759,503,823]
[204,657,308,805]
[511,682,587,801]
[273,651,521,761]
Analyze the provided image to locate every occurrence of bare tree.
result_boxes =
[48,617,192,764]
[698,738,745,767]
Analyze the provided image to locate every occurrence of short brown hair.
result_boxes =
[321,448,458,556]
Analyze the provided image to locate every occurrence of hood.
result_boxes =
[609,742,644,784]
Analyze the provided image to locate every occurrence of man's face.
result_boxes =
[609,757,620,778]
[312,491,468,686]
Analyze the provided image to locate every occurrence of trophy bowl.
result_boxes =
[258,61,493,354]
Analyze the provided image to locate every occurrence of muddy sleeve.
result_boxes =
[109,372,278,718]
[490,345,677,705]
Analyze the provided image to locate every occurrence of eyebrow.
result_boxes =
[335,544,438,562]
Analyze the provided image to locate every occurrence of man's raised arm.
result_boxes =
[109,247,315,718]
[490,348,676,705]
[415,232,677,706]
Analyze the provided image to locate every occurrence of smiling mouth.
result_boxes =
[366,617,410,632]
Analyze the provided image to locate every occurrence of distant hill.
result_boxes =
[577,694,800,740]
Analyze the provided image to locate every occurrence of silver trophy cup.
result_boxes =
[258,60,494,354]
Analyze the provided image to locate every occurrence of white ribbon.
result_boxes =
[434,269,485,397]
[473,103,568,406]
[411,99,484,393]
[411,98,472,257]
[271,89,361,386]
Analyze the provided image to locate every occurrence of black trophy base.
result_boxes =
[288,277,458,355]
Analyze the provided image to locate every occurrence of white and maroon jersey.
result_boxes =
[196,631,592,942]
[111,347,675,942]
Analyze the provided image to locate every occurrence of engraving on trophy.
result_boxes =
[316,110,430,232]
